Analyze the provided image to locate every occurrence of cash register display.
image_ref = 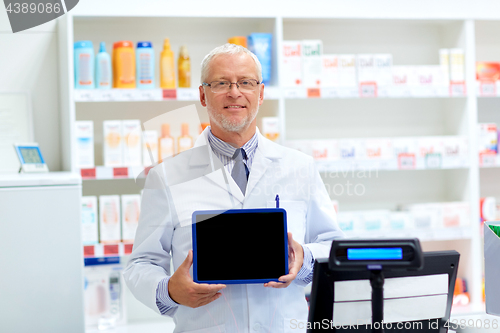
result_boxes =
[347,247,403,260]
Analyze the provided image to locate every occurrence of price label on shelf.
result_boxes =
[398,153,416,170]
[480,152,497,167]
[359,82,377,98]
[137,89,162,101]
[449,82,466,97]
[177,88,199,101]
[307,88,321,98]
[103,244,119,256]
[83,245,95,257]
[162,89,177,100]
[425,153,442,169]
[113,167,129,178]
[75,90,95,102]
[321,87,338,98]
[80,168,96,179]
[284,88,307,99]
[479,81,496,97]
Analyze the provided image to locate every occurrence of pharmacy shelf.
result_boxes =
[344,226,472,242]
[74,87,281,102]
[83,242,134,258]
[476,81,500,98]
[315,156,469,172]
[284,84,466,99]
[79,166,149,180]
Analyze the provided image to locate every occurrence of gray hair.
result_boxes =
[200,43,263,84]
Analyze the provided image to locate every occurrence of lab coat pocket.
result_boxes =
[183,324,226,333]
[267,200,307,244]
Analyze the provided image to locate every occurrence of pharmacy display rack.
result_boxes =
[58,0,500,324]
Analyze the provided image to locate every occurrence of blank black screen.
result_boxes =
[195,211,287,282]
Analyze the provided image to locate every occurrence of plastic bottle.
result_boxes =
[158,123,175,161]
[160,38,176,89]
[178,45,191,88]
[178,123,193,153]
[136,41,155,89]
[228,36,247,48]
[113,41,136,88]
[95,42,111,89]
[74,40,95,89]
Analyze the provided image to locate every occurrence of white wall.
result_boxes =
[0,8,61,171]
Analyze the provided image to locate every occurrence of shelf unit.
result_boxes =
[58,2,500,323]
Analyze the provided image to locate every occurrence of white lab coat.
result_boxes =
[123,128,344,333]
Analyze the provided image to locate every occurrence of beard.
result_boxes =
[207,105,259,133]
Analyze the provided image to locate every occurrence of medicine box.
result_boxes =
[281,41,302,87]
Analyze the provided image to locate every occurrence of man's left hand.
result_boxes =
[264,232,303,288]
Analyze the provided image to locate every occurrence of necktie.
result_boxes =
[231,148,248,194]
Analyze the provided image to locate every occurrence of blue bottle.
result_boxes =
[95,42,112,89]
[74,41,95,89]
[248,33,273,85]
[136,42,155,89]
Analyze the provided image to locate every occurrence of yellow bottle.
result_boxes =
[228,36,247,48]
[160,38,176,88]
[178,45,191,88]
[158,123,175,161]
[178,123,193,153]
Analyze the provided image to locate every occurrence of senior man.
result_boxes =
[124,43,343,333]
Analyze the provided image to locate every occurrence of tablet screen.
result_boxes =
[192,209,288,284]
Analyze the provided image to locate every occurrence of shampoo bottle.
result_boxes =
[74,41,95,89]
[158,123,175,161]
[160,38,176,89]
[178,45,191,88]
[136,41,155,89]
[95,42,111,89]
[178,123,193,153]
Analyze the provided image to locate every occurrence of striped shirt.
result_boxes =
[207,128,259,175]
[155,127,314,315]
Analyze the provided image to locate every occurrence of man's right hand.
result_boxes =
[168,250,226,308]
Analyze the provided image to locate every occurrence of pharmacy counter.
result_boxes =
[0,172,85,333]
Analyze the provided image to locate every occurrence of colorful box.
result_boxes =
[121,194,141,242]
[75,121,95,168]
[99,195,121,244]
[281,41,302,87]
[103,120,123,167]
[81,196,98,245]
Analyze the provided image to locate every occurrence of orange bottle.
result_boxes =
[200,123,210,133]
[158,123,175,161]
[113,41,136,88]
[178,123,193,153]
[228,36,247,48]
[160,38,176,89]
[178,45,191,88]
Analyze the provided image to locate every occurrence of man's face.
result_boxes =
[200,53,264,134]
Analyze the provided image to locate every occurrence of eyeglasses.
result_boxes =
[202,79,260,93]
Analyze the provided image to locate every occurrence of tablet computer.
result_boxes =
[192,208,288,284]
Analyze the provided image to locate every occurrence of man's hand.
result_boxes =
[168,250,226,308]
[264,232,304,288]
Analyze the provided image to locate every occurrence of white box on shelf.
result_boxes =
[357,54,376,84]
[439,48,450,84]
[122,120,142,167]
[99,195,121,244]
[338,54,357,88]
[389,212,414,230]
[337,212,363,233]
[311,140,339,161]
[75,121,95,168]
[322,55,340,87]
[417,137,445,158]
[443,136,469,158]
[302,40,323,87]
[408,203,443,229]
[449,48,465,82]
[478,123,498,154]
[339,139,364,160]
[285,140,312,156]
[281,41,303,87]
[81,196,98,245]
[374,54,393,87]
[442,202,470,228]
[103,120,123,167]
[121,194,141,243]
[261,117,280,143]
[331,200,339,214]
[364,138,393,160]
[361,210,391,231]
[142,130,159,166]
[392,137,418,158]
